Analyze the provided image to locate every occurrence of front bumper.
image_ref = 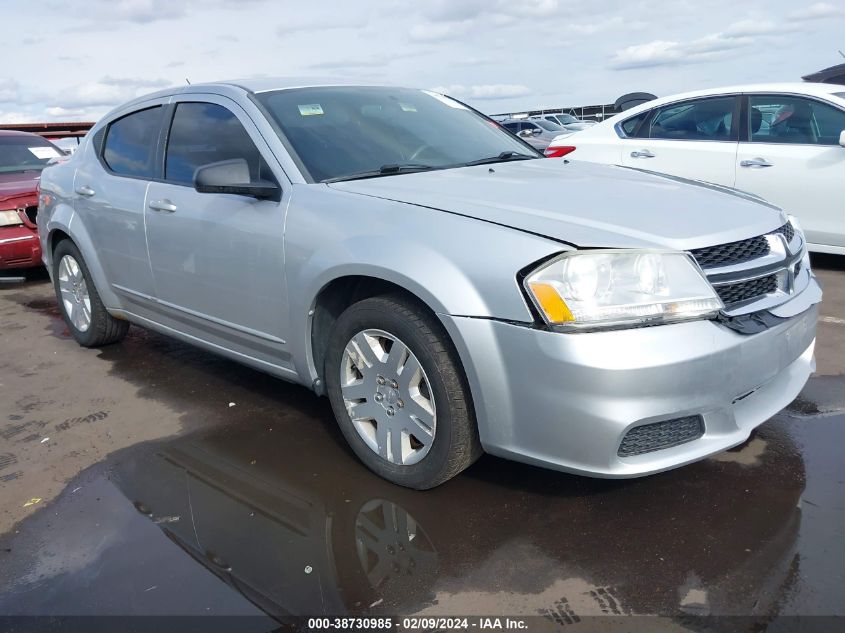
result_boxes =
[0,225,42,269]
[442,279,819,478]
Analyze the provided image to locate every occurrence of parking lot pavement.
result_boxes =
[0,257,844,623]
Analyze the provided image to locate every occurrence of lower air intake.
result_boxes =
[618,415,704,457]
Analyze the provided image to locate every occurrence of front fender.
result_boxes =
[283,185,566,383]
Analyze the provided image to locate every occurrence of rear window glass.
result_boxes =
[620,111,647,137]
[103,106,163,178]
[0,135,63,173]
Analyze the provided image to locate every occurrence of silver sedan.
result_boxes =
[37,79,820,488]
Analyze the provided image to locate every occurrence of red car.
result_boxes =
[0,130,65,270]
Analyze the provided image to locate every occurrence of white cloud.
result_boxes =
[432,84,533,100]
[42,77,171,109]
[0,79,20,102]
[723,19,800,37]
[610,18,802,69]
[789,2,845,21]
[419,0,558,23]
[46,106,91,118]
[277,13,368,35]
[567,16,646,36]
[409,20,473,42]
[409,0,560,41]
[0,110,36,124]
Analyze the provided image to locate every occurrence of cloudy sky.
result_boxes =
[2,0,843,123]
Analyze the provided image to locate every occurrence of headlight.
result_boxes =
[0,210,23,227]
[524,250,723,331]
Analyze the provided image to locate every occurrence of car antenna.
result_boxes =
[185,78,191,85]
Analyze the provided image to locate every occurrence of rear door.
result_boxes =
[620,95,740,187]
[144,95,293,369]
[74,102,167,302]
[735,94,845,249]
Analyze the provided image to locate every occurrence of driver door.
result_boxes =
[144,96,293,370]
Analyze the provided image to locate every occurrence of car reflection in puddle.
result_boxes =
[107,411,805,621]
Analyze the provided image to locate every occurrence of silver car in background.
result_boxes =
[500,117,566,150]
[541,113,596,132]
[38,79,820,488]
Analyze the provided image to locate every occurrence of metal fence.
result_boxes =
[491,103,618,122]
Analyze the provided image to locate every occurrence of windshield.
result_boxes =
[557,114,579,125]
[0,135,63,174]
[533,119,563,131]
[256,87,539,182]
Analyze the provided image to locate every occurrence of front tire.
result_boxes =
[325,294,481,489]
[52,240,129,347]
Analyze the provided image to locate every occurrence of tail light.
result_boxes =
[544,146,576,158]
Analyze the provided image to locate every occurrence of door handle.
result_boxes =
[630,149,655,158]
[75,185,95,197]
[148,199,177,213]
[739,158,773,168]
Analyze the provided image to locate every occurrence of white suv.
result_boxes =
[545,83,845,255]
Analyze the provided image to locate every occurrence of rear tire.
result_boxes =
[325,294,481,489]
[52,240,129,347]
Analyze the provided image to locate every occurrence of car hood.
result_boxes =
[328,159,785,250]
[0,171,41,208]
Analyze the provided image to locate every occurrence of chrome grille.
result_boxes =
[691,222,793,270]
[715,274,778,306]
[690,222,801,313]
[773,222,794,243]
[618,416,704,457]
[691,235,769,268]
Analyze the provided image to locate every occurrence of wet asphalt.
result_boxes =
[0,257,844,628]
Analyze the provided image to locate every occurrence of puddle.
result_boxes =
[1,409,827,620]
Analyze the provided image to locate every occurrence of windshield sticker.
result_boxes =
[399,103,418,112]
[298,104,325,116]
[28,146,61,159]
[422,91,467,110]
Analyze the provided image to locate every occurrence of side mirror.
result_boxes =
[194,159,280,201]
[839,130,845,147]
[517,129,535,138]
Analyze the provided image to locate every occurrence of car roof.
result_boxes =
[99,77,413,123]
[614,82,845,121]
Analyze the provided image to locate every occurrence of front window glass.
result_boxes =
[533,119,563,131]
[648,96,736,141]
[103,106,163,178]
[165,102,272,185]
[557,114,578,125]
[0,135,63,174]
[749,95,845,145]
[256,87,538,182]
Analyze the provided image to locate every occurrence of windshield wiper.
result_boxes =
[463,151,540,167]
[323,163,436,183]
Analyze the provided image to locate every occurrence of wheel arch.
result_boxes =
[45,211,121,309]
[309,274,458,396]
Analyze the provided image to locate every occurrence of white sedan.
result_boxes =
[545,83,845,254]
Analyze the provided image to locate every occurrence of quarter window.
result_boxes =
[647,97,736,141]
[103,106,163,178]
[165,102,271,185]
[748,95,845,145]
[620,111,648,137]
